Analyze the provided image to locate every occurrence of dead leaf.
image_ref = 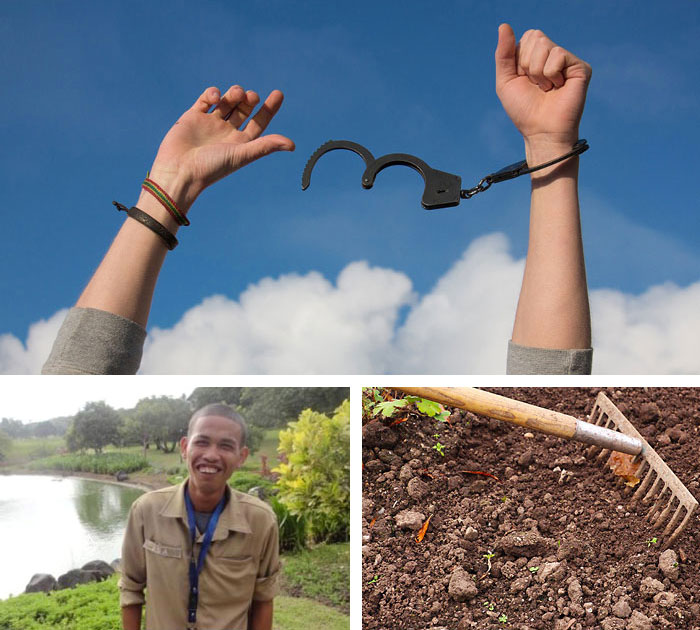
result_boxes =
[369,518,376,529]
[416,515,432,543]
[608,451,641,487]
[459,470,502,483]
[390,416,408,426]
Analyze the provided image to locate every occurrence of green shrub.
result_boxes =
[228,471,275,494]
[275,401,349,543]
[27,452,148,475]
[269,495,307,553]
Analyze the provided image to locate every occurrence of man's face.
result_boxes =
[180,415,249,493]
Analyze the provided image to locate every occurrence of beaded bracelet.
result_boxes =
[141,177,190,226]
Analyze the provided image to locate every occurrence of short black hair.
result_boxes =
[188,403,248,447]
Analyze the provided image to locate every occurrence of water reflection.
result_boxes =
[0,475,143,599]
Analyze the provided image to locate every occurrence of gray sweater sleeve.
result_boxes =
[41,307,146,375]
[506,340,592,375]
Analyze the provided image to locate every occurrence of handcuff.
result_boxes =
[302,139,588,209]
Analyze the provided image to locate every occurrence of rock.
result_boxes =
[600,619,625,630]
[25,573,56,593]
[626,610,653,630]
[611,598,631,618]
[536,561,565,583]
[464,526,479,541]
[656,434,671,446]
[362,420,398,448]
[406,477,430,500]
[399,464,414,482]
[115,470,129,482]
[395,510,425,530]
[496,530,551,558]
[110,558,122,572]
[447,568,478,602]
[554,619,575,630]
[653,591,676,607]
[658,549,679,580]
[518,449,534,467]
[568,578,583,604]
[639,576,665,599]
[510,575,531,593]
[57,569,102,590]
[500,561,518,579]
[81,560,115,580]
[638,402,661,425]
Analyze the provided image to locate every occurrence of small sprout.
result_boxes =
[482,551,495,573]
[529,566,539,573]
[498,613,508,623]
[646,537,658,547]
[433,442,445,456]
[501,495,508,503]
[673,561,679,567]
[433,433,440,438]
[483,601,495,611]
[557,540,561,547]
[367,575,378,584]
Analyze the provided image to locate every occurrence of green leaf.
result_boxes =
[414,398,444,417]
[372,399,409,418]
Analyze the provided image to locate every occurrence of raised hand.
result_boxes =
[148,86,295,210]
[495,24,591,153]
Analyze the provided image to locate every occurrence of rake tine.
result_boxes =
[590,392,698,546]
[662,504,686,538]
[665,507,695,548]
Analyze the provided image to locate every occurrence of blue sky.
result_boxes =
[1,1,699,373]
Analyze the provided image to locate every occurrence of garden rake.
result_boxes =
[392,387,698,547]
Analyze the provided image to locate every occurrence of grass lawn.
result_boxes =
[281,543,350,613]
[5,429,282,476]
[0,575,349,630]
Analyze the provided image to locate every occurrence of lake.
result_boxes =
[0,474,144,599]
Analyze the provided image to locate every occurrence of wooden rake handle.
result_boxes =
[393,387,643,455]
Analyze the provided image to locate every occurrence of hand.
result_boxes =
[495,24,591,155]
[148,86,295,211]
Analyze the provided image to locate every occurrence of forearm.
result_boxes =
[248,599,274,630]
[121,604,142,630]
[511,139,591,349]
[76,172,190,327]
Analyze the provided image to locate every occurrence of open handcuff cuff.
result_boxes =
[302,138,588,209]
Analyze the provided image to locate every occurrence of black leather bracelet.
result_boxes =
[112,201,178,250]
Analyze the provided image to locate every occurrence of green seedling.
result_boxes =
[498,613,508,623]
[433,442,445,456]
[367,575,378,584]
[501,495,508,503]
[529,566,539,573]
[482,551,495,574]
[646,537,658,547]
[483,601,495,611]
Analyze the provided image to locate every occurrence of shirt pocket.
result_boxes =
[143,539,183,559]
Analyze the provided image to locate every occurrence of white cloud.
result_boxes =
[4,234,700,375]
[0,309,67,375]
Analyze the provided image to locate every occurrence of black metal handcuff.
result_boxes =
[302,139,589,210]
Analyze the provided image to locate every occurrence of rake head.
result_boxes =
[586,392,698,548]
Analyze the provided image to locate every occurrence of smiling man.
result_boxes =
[119,404,279,630]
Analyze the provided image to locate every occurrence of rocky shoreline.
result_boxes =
[1,468,170,492]
[24,559,121,595]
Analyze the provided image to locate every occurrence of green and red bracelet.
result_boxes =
[141,177,190,226]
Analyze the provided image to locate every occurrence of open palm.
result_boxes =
[151,86,294,200]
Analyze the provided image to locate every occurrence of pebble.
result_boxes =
[658,548,679,581]
[394,510,425,530]
[611,598,631,618]
[626,610,653,630]
[639,576,665,599]
[447,567,478,602]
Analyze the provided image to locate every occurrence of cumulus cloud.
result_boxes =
[0,309,67,374]
[3,234,700,374]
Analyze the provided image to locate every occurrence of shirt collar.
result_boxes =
[161,479,253,538]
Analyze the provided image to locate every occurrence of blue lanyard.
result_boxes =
[184,487,227,627]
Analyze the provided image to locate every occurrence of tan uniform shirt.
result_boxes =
[118,480,279,630]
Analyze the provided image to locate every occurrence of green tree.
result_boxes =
[188,387,243,410]
[68,402,121,454]
[240,388,349,428]
[275,400,350,543]
[0,429,12,462]
[125,396,192,455]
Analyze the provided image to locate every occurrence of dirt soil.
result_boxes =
[362,388,700,630]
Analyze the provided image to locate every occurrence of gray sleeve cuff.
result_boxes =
[507,340,593,375]
[41,307,146,375]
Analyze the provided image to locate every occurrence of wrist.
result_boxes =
[135,190,182,235]
[145,166,199,215]
[523,134,580,182]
